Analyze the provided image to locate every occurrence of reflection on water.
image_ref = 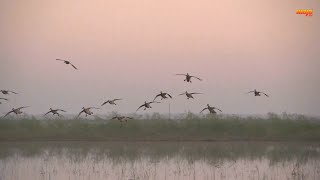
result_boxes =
[0,142,319,180]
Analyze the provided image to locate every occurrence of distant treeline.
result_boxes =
[0,113,319,141]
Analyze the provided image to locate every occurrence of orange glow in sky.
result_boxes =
[0,0,319,115]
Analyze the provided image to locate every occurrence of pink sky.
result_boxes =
[0,0,319,115]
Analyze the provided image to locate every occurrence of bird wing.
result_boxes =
[111,116,118,120]
[57,109,67,112]
[88,107,100,110]
[136,104,145,111]
[70,63,78,70]
[200,108,208,113]
[76,110,84,118]
[0,98,9,101]
[150,101,161,104]
[166,93,172,98]
[126,117,133,119]
[101,101,109,106]
[4,111,14,117]
[113,99,122,101]
[175,74,187,76]
[178,92,186,96]
[190,92,202,95]
[44,111,52,116]
[261,92,269,97]
[191,76,202,81]
[246,91,254,94]
[215,107,223,112]
[153,94,161,101]
[56,59,66,62]
[17,106,29,110]
[9,91,18,94]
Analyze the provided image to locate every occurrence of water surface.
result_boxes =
[0,142,319,180]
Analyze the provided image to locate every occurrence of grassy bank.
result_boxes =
[0,113,319,141]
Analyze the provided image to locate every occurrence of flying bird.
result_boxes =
[101,99,122,106]
[0,98,9,104]
[247,89,269,97]
[111,116,133,123]
[56,59,78,70]
[3,106,29,117]
[44,108,66,117]
[1,90,18,95]
[76,107,100,118]
[175,73,202,83]
[178,91,203,99]
[200,104,222,114]
[136,101,160,111]
[153,91,172,101]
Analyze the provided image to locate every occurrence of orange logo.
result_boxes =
[296,9,313,16]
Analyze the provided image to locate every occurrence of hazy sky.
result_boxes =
[0,0,319,116]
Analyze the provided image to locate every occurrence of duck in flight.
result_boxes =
[56,59,78,70]
[1,90,18,95]
[111,116,133,123]
[0,98,9,104]
[175,73,202,83]
[3,106,29,117]
[200,104,222,114]
[178,91,203,99]
[44,108,66,117]
[247,89,269,97]
[136,101,160,111]
[101,99,122,106]
[76,107,100,118]
[153,91,172,101]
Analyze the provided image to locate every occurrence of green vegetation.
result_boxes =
[0,113,319,141]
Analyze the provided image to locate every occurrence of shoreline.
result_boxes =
[1,139,320,143]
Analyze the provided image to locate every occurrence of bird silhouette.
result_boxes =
[247,89,269,97]
[1,90,17,95]
[136,101,160,111]
[4,106,30,117]
[44,108,67,117]
[200,104,222,114]
[56,59,78,70]
[101,99,122,106]
[76,107,100,118]
[153,91,172,101]
[178,91,203,99]
[175,73,202,83]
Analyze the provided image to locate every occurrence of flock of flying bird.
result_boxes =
[1,59,269,122]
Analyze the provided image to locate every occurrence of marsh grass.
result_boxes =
[0,113,319,141]
[0,142,318,165]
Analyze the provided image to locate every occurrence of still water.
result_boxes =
[0,142,319,180]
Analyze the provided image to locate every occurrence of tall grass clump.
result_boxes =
[0,113,319,141]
